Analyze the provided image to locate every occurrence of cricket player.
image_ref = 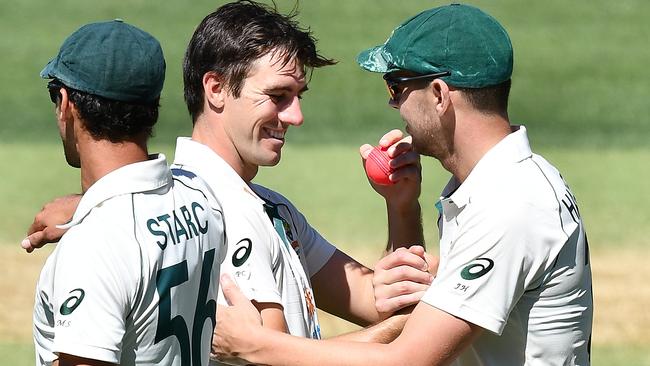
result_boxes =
[32,20,226,365]
[178,1,431,355]
[24,2,435,360]
[212,4,594,366]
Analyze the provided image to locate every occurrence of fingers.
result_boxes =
[407,245,426,257]
[373,247,433,315]
[359,130,409,160]
[424,252,440,276]
[21,237,35,253]
[22,194,80,252]
[378,129,405,148]
[376,247,429,273]
[388,164,420,184]
[374,261,434,287]
[21,226,67,253]
[375,291,427,315]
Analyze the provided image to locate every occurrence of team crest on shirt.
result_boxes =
[304,286,315,318]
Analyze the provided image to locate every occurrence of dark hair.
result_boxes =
[52,83,159,142]
[456,79,511,117]
[183,0,336,122]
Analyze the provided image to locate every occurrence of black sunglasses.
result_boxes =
[382,71,451,103]
[47,79,65,104]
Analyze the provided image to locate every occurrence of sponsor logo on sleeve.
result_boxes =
[460,258,494,280]
[60,288,85,315]
[232,238,252,267]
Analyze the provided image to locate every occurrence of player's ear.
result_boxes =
[203,72,227,111]
[57,88,72,122]
[430,79,451,116]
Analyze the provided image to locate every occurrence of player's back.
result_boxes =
[34,161,226,366]
[121,168,227,364]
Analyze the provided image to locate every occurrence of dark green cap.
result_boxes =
[357,4,513,88]
[40,19,165,103]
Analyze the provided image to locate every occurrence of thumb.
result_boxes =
[220,273,247,306]
[359,144,373,160]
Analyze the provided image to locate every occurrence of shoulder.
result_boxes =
[250,183,298,210]
[61,195,141,259]
[475,154,566,215]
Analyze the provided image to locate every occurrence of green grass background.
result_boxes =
[1,0,649,365]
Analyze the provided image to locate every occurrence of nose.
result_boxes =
[278,96,304,126]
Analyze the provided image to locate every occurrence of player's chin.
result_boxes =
[257,150,282,167]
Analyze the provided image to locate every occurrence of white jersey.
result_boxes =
[33,154,227,365]
[421,126,592,366]
[172,138,336,347]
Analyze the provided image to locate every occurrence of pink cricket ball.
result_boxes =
[365,146,394,185]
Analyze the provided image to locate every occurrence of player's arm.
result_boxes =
[252,302,288,332]
[311,246,432,328]
[309,130,429,327]
[56,354,116,366]
[215,224,292,335]
[21,194,81,252]
[214,275,483,366]
[361,129,424,253]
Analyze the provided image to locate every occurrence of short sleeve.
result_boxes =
[284,203,336,277]
[421,197,560,335]
[51,224,141,363]
[217,208,282,305]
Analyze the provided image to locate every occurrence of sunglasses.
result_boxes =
[47,79,65,104]
[383,71,451,103]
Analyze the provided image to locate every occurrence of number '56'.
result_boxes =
[154,248,217,366]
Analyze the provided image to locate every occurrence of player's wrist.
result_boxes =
[385,197,421,216]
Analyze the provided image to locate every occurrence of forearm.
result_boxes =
[247,328,397,366]
[312,251,380,326]
[385,200,424,252]
[329,307,411,343]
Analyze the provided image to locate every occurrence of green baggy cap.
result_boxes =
[357,3,513,88]
[41,19,165,103]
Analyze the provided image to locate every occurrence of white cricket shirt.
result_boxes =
[33,154,227,365]
[421,126,593,365]
[172,138,336,344]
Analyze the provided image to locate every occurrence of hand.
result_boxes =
[211,274,262,365]
[373,246,434,319]
[360,129,421,210]
[21,194,81,253]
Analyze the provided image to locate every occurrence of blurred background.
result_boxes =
[1,0,648,364]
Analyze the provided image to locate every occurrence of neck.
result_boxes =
[442,111,511,183]
[191,115,258,183]
[78,137,149,192]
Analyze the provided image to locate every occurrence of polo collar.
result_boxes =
[172,137,262,202]
[445,126,533,209]
[59,154,171,229]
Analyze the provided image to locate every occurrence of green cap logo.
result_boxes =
[460,258,494,280]
[60,288,86,315]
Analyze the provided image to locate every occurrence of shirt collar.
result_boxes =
[172,137,263,202]
[59,153,171,229]
[444,125,533,209]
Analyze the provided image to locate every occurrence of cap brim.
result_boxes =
[356,45,394,73]
[40,59,56,79]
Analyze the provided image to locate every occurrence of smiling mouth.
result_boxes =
[264,128,286,140]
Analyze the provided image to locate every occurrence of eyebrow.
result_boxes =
[265,85,309,94]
